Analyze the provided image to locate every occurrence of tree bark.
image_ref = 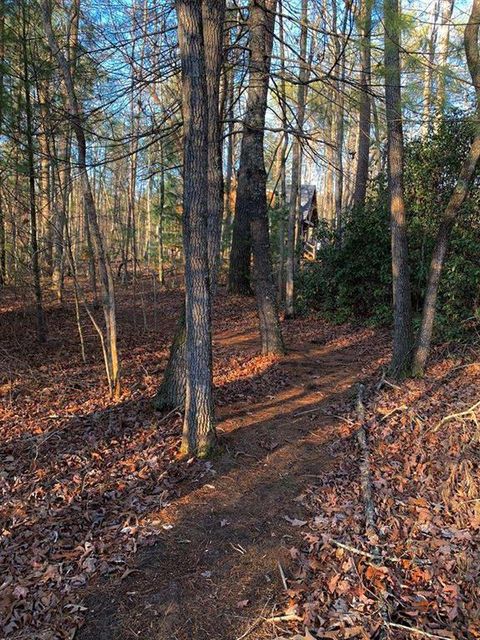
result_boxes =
[0,0,6,285]
[176,0,219,458]
[412,0,480,376]
[235,0,284,354]
[384,0,413,376]
[155,0,225,418]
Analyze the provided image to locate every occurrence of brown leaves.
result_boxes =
[286,349,480,640]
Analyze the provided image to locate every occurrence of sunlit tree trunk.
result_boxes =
[276,0,288,302]
[384,0,413,376]
[155,0,225,417]
[177,0,224,458]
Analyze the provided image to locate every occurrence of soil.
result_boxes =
[73,288,386,640]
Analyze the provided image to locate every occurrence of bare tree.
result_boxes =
[176,0,226,457]
[412,0,480,376]
[42,0,120,397]
[154,0,225,418]
[22,0,46,342]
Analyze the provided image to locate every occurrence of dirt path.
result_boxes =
[78,316,385,640]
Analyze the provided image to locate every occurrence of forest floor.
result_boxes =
[1,274,479,640]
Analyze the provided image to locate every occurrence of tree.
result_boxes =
[0,0,8,286]
[384,0,413,376]
[22,0,46,342]
[352,0,373,210]
[435,0,455,117]
[234,0,284,354]
[285,0,309,319]
[42,0,120,397]
[176,0,225,457]
[154,0,225,418]
[412,0,480,376]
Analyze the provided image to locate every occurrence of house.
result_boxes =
[299,185,318,259]
[284,184,319,260]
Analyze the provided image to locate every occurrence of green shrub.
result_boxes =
[296,113,480,340]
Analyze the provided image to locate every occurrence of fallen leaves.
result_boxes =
[286,350,480,640]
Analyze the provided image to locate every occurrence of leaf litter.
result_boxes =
[1,281,479,640]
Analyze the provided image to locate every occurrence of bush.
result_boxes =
[296,113,480,339]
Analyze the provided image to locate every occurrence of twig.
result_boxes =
[385,622,454,640]
[435,400,480,430]
[329,539,429,566]
[376,372,401,391]
[379,404,407,422]
[265,614,303,623]
[277,561,288,591]
[156,405,181,423]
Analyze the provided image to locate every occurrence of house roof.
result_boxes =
[285,184,317,220]
[299,185,317,221]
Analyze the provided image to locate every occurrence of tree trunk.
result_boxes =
[42,0,120,397]
[52,3,78,301]
[412,0,480,376]
[285,0,308,319]
[176,0,218,458]
[384,0,413,376]
[421,0,440,136]
[228,201,252,294]
[203,0,225,290]
[0,0,6,285]
[333,0,347,236]
[22,0,46,342]
[228,6,260,298]
[223,35,236,258]
[276,0,288,302]
[155,0,225,418]
[352,0,372,210]
[235,0,284,354]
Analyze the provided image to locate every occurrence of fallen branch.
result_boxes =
[356,384,376,535]
[379,404,408,422]
[356,384,388,638]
